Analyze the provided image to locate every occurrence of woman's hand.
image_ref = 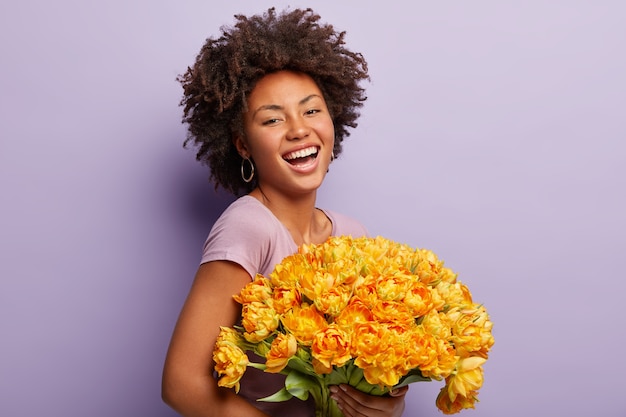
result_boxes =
[329,385,408,417]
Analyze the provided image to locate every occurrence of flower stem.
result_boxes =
[313,376,343,417]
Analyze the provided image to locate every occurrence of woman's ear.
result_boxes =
[233,133,249,158]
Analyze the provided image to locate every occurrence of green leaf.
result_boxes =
[355,380,387,396]
[394,371,431,389]
[285,371,317,401]
[326,367,349,386]
[257,387,294,402]
[348,364,365,387]
[286,356,316,377]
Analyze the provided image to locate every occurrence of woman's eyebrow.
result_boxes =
[252,94,323,116]
[299,94,322,105]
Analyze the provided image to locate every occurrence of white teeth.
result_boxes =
[284,146,318,160]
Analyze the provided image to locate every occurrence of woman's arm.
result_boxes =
[162,260,269,417]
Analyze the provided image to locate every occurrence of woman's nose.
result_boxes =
[286,116,310,140]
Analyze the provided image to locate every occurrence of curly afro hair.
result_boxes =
[178,7,369,195]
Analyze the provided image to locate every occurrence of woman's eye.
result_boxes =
[305,109,320,115]
[262,118,279,125]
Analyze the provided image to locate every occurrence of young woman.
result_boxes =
[162,8,408,417]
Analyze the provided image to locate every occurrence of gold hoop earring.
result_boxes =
[241,157,255,183]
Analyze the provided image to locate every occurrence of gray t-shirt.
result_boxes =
[201,195,369,417]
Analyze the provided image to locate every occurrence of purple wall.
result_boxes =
[1,1,625,416]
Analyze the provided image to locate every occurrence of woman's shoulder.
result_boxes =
[211,195,278,236]
[218,195,272,220]
[201,195,286,276]
[221,194,268,214]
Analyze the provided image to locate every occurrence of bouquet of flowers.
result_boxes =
[213,236,494,416]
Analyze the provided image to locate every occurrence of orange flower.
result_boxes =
[430,287,446,312]
[314,285,352,317]
[433,340,459,379]
[446,356,486,400]
[371,300,414,324]
[402,280,434,317]
[281,303,328,346]
[375,271,411,301]
[420,309,452,340]
[403,327,440,375]
[351,321,386,361]
[351,322,407,387]
[411,249,446,286]
[439,266,458,284]
[448,305,494,358]
[352,275,381,309]
[311,324,351,372]
[265,333,298,373]
[234,276,273,304]
[299,270,337,304]
[416,336,458,380]
[436,386,478,415]
[436,282,473,310]
[216,326,243,345]
[312,357,333,375]
[270,256,307,288]
[241,301,279,343]
[272,286,301,315]
[213,329,249,393]
[334,299,374,332]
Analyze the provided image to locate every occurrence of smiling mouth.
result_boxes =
[283,146,319,165]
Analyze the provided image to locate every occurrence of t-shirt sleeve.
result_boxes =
[200,200,276,279]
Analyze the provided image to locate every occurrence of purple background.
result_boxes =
[1,1,625,416]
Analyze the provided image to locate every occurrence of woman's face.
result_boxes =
[236,70,335,197]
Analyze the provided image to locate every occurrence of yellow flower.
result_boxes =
[213,329,249,393]
[375,271,411,301]
[350,321,386,361]
[298,270,328,302]
[270,256,307,288]
[424,338,458,380]
[436,282,473,310]
[314,285,352,317]
[334,299,374,332]
[436,386,478,414]
[311,324,351,372]
[281,303,328,346]
[327,258,360,286]
[352,275,381,309]
[430,287,446,312]
[216,326,244,345]
[351,322,407,387]
[402,280,435,317]
[371,300,414,325]
[420,309,452,340]
[446,356,486,400]
[241,301,280,343]
[411,249,446,286]
[448,304,494,358]
[403,327,440,375]
[272,286,301,315]
[309,235,354,267]
[439,266,458,284]
[234,276,273,304]
[265,333,298,373]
